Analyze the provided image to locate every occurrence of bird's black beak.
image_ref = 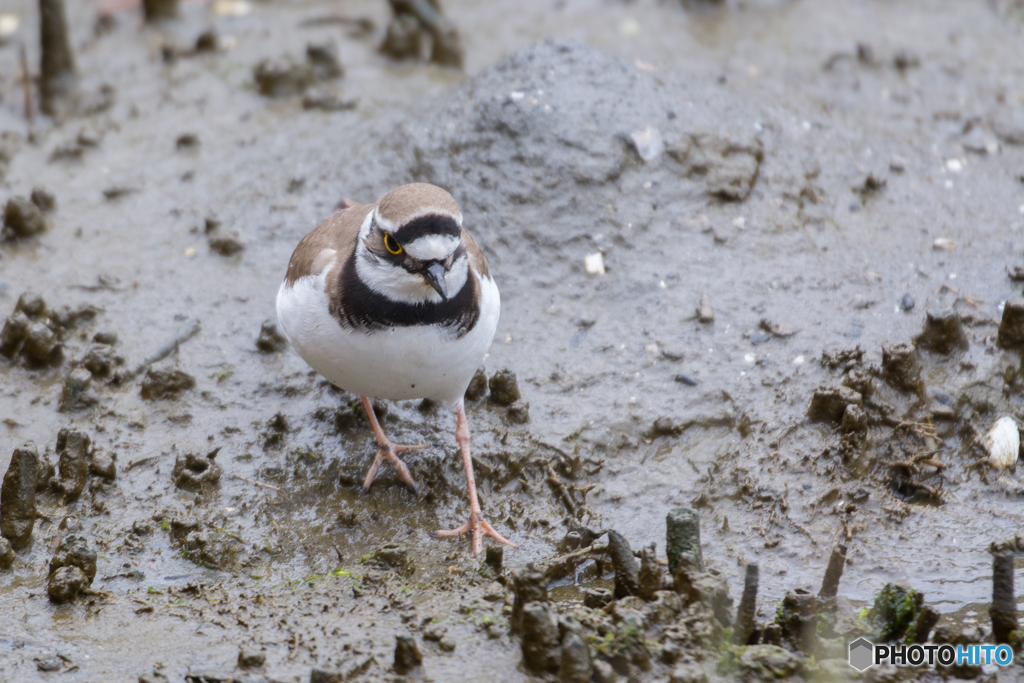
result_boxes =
[424,262,449,301]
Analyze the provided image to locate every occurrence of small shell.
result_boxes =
[985,416,1020,470]
[584,252,605,275]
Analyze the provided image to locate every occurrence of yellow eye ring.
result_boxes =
[383,232,403,255]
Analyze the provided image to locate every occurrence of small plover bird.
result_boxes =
[276,183,514,554]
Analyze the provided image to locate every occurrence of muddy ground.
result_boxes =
[2,0,1024,681]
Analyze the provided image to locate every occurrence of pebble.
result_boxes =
[584,252,605,275]
[59,368,97,412]
[55,429,90,500]
[209,234,244,256]
[900,293,915,311]
[302,90,358,112]
[3,197,47,238]
[1,442,39,550]
[306,41,344,80]
[255,319,288,353]
[254,57,314,97]
[697,292,714,323]
[807,385,862,424]
[915,307,968,354]
[140,367,196,399]
[392,634,422,675]
[47,566,88,604]
[0,536,14,569]
[489,368,521,406]
[22,321,62,365]
[30,187,56,212]
[175,133,200,150]
[237,648,265,669]
[507,400,530,424]
[674,373,698,386]
[997,297,1024,349]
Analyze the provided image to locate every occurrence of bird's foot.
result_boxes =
[361,440,428,494]
[434,512,517,555]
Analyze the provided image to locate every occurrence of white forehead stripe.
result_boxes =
[403,234,460,261]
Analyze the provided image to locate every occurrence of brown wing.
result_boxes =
[284,204,374,285]
[462,228,489,279]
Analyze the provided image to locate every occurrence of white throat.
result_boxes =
[355,245,470,305]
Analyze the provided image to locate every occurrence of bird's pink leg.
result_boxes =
[359,396,427,494]
[433,403,516,554]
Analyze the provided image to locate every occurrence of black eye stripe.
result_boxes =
[393,213,460,243]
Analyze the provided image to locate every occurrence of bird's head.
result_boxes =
[355,184,469,305]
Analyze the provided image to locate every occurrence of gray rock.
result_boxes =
[306,41,344,80]
[140,367,196,399]
[738,645,803,682]
[1,442,38,549]
[558,631,592,683]
[666,506,702,573]
[254,57,314,97]
[807,386,862,424]
[237,647,265,669]
[638,543,661,601]
[521,601,561,674]
[59,368,98,412]
[48,565,88,603]
[881,342,922,393]
[0,312,30,357]
[80,343,123,377]
[256,319,288,353]
[55,428,90,500]
[0,536,15,568]
[209,234,244,256]
[915,307,967,354]
[840,404,867,435]
[608,530,639,599]
[593,660,618,683]
[507,400,530,424]
[393,634,422,675]
[22,321,63,366]
[998,297,1024,349]
[49,534,97,584]
[3,197,47,238]
[511,563,548,634]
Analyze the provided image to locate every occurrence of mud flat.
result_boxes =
[2,0,1024,680]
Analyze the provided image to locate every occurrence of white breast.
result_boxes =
[276,270,500,405]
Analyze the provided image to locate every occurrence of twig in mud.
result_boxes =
[231,474,281,492]
[20,43,33,126]
[543,543,608,579]
[125,455,158,472]
[545,464,577,517]
[117,318,200,384]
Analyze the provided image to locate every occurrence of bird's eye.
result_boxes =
[383,232,403,255]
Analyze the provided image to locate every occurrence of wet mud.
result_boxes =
[2,0,1024,681]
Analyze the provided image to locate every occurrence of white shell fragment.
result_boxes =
[210,0,251,16]
[584,252,605,275]
[932,237,956,252]
[0,14,19,39]
[629,127,664,163]
[985,416,1020,470]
